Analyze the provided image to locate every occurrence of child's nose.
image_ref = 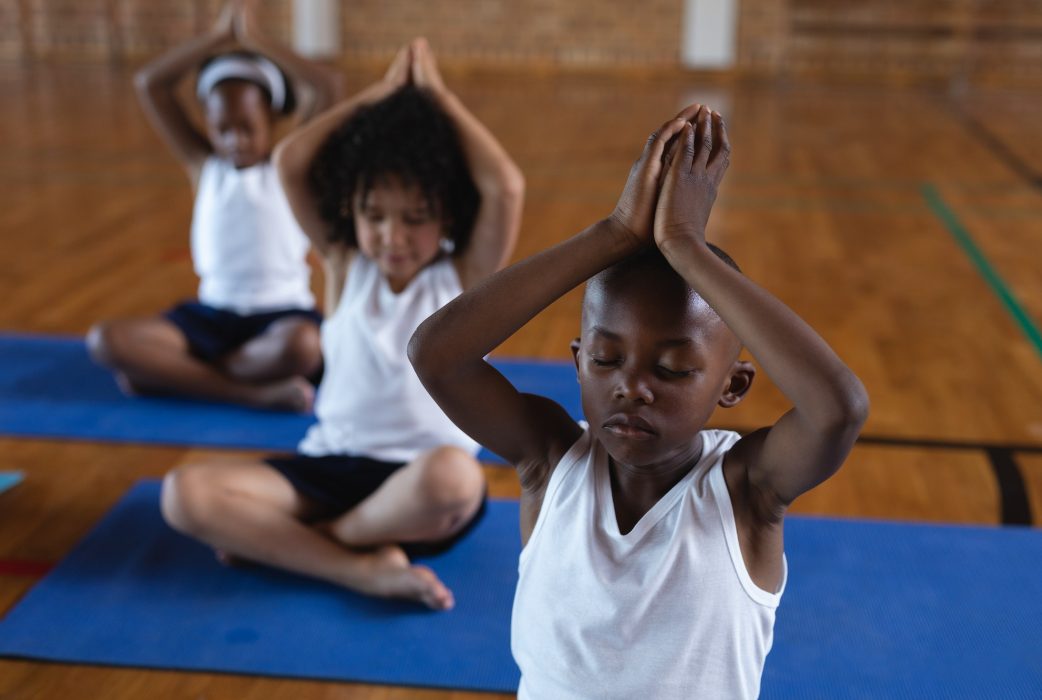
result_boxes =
[614,371,654,404]
[382,220,407,247]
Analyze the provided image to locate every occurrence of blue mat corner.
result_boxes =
[0,480,522,692]
[0,471,23,495]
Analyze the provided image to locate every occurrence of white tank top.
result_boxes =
[190,157,315,314]
[511,428,786,700]
[297,254,479,462]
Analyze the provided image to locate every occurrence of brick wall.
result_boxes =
[736,0,1042,86]
[5,0,1042,86]
[338,0,683,67]
[5,0,684,69]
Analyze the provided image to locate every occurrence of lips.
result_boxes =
[602,413,657,440]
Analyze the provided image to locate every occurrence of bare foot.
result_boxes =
[252,376,315,413]
[359,545,455,611]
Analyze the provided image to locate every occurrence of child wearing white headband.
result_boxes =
[88,0,341,412]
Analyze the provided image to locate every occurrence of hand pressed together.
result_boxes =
[654,105,731,252]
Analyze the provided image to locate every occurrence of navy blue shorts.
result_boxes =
[265,453,488,557]
[164,301,322,363]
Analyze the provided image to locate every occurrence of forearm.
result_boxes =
[135,30,229,93]
[237,22,340,119]
[412,219,639,373]
[431,89,524,197]
[274,80,399,253]
[661,237,868,426]
[275,80,392,189]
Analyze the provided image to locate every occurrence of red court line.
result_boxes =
[0,559,54,577]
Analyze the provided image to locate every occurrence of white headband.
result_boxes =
[197,54,287,112]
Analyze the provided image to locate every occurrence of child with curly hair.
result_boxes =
[161,39,524,610]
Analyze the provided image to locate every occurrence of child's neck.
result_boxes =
[607,439,703,534]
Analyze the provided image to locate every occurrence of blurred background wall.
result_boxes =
[1,0,1040,87]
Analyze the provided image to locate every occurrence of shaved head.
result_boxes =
[582,244,743,360]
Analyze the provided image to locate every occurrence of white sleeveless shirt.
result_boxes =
[297,254,479,462]
[190,157,315,314]
[512,428,786,700]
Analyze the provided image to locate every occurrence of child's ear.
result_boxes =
[718,360,755,408]
[570,338,581,381]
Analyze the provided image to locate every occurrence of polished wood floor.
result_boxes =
[1,63,1041,698]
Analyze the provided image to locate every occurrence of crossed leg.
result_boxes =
[87,315,320,412]
[160,446,485,610]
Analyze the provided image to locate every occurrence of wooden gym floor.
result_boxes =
[1,63,1041,698]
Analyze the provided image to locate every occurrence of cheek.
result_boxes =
[253,122,273,149]
[411,224,444,256]
[660,384,718,430]
[578,373,610,417]
[353,219,378,253]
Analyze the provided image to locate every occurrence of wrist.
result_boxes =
[600,216,650,257]
[657,233,708,261]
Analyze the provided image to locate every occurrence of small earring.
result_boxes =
[439,238,456,254]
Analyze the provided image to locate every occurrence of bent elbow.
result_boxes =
[500,165,526,201]
[133,70,158,100]
[479,164,526,204]
[834,376,870,434]
[272,141,306,190]
[407,321,441,383]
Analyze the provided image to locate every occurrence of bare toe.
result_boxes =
[362,546,455,610]
[410,565,455,610]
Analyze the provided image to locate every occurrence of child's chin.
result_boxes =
[601,435,662,469]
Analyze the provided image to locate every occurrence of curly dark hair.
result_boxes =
[308,85,480,251]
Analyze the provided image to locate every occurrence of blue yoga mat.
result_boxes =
[0,333,582,462]
[0,481,522,692]
[0,471,23,495]
[1,481,1040,696]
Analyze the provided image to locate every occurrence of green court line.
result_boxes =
[922,183,1042,361]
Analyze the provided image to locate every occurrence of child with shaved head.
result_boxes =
[410,104,868,699]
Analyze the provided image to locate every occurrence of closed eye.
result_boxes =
[590,356,620,367]
[657,366,695,378]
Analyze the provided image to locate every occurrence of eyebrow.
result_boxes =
[590,326,694,348]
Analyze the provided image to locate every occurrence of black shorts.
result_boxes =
[265,453,488,558]
[164,301,322,363]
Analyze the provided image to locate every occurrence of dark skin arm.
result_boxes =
[133,3,236,184]
[410,109,699,541]
[234,0,342,125]
[135,0,342,186]
[654,107,869,525]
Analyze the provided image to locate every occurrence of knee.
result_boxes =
[280,322,322,377]
[415,447,485,515]
[160,464,221,537]
[86,321,123,368]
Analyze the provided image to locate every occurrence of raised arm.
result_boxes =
[654,107,869,515]
[409,39,525,289]
[410,114,693,501]
[234,0,342,126]
[133,3,236,181]
[272,46,411,258]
